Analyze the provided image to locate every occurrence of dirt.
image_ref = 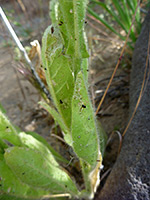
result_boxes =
[0,1,129,199]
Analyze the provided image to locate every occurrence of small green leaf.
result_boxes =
[26,131,68,163]
[19,132,59,167]
[5,147,79,196]
[0,154,48,200]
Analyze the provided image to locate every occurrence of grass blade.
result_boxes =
[87,7,124,40]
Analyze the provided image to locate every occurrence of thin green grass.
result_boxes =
[88,0,141,49]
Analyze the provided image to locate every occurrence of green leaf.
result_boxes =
[25,131,68,163]
[49,0,89,77]
[0,154,48,200]
[4,147,79,196]
[0,110,22,146]
[57,0,89,58]
[42,25,63,68]
[19,132,60,167]
[71,72,99,169]
[71,72,104,197]
[42,26,74,129]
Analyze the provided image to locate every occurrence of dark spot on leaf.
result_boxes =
[58,21,64,26]
[51,26,54,34]
[6,126,9,129]
[85,20,87,24]
[60,99,63,104]
[22,172,25,175]
[44,68,47,70]
[65,185,67,188]
[82,105,86,108]
[0,184,2,187]
[87,69,89,72]
[75,38,77,41]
